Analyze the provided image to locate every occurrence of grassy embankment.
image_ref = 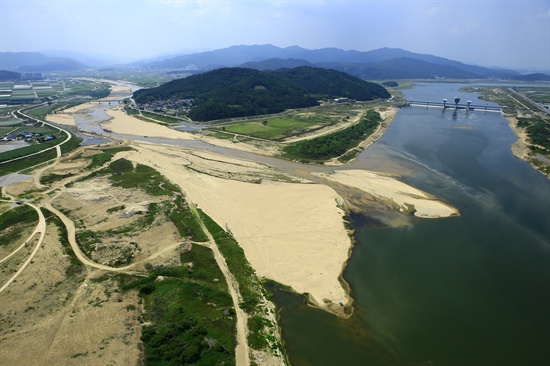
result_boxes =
[283,109,382,163]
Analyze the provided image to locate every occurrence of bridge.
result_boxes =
[401,99,502,112]
[88,99,125,105]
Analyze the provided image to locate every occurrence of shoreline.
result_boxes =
[503,112,550,178]
[324,105,398,166]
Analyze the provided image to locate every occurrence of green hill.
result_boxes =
[133,67,390,121]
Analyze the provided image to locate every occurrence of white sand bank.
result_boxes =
[120,144,352,310]
[316,170,459,218]
[102,107,194,140]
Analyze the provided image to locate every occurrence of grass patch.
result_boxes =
[106,205,125,213]
[197,209,284,354]
[0,205,37,245]
[41,208,85,278]
[283,109,381,161]
[140,110,183,125]
[40,172,74,185]
[168,195,208,242]
[24,104,59,121]
[214,117,318,140]
[0,204,37,234]
[118,243,236,365]
[83,146,134,170]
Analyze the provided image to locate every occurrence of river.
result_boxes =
[269,82,550,366]
[66,81,550,365]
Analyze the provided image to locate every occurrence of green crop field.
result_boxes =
[218,117,318,140]
[213,104,365,141]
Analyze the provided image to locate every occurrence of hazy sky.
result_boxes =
[1,0,549,71]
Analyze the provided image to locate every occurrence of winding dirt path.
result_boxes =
[188,203,250,365]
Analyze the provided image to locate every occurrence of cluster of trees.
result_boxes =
[284,109,382,160]
[120,245,236,365]
[133,67,390,121]
[517,117,550,151]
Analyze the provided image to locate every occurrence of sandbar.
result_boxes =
[119,144,352,311]
[316,170,459,218]
[45,103,94,126]
[101,107,194,140]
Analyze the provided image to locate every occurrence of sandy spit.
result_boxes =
[119,144,353,311]
[316,170,459,218]
[102,107,195,140]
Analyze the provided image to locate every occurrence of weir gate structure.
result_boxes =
[401,98,502,112]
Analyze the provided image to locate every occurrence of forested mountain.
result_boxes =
[0,70,21,81]
[240,58,314,70]
[277,67,390,100]
[141,44,526,80]
[511,73,550,81]
[133,67,390,121]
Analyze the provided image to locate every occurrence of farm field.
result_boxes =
[211,103,366,141]
[0,78,109,106]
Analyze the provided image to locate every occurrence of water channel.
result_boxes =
[269,82,550,366]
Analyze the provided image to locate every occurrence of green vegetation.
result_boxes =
[41,208,85,278]
[133,67,389,122]
[140,110,183,125]
[198,210,284,354]
[211,103,365,141]
[217,117,314,140]
[76,157,208,254]
[0,205,37,245]
[283,109,382,161]
[0,136,60,162]
[24,104,59,121]
[119,244,236,365]
[60,132,82,154]
[0,148,58,176]
[106,205,125,213]
[83,146,134,170]
[168,195,209,242]
[0,130,82,177]
[40,172,74,185]
[517,117,550,151]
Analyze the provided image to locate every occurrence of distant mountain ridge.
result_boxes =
[142,44,549,80]
[0,52,89,72]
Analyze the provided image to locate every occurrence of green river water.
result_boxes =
[269,83,550,366]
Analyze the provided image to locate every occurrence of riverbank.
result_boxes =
[503,113,550,177]
[324,105,398,166]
